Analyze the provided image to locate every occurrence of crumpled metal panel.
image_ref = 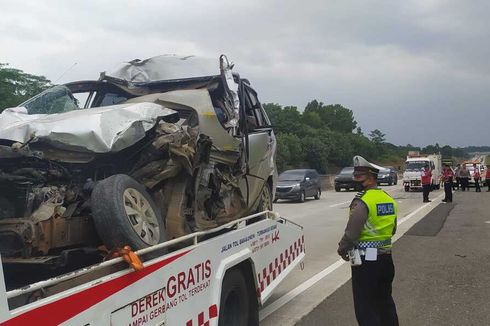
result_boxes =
[219,55,240,129]
[0,103,177,153]
[104,55,218,84]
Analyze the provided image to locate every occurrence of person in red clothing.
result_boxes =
[421,164,432,203]
[441,164,454,202]
[473,163,481,192]
[486,164,490,192]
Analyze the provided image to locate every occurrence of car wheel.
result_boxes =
[314,189,321,200]
[404,185,409,192]
[298,191,305,203]
[388,178,393,186]
[335,186,341,192]
[91,174,165,250]
[394,177,398,185]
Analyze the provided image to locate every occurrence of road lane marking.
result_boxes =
[259,259,346,321]
[398,193,444,225]
[259,192,445,321]
[329,200,351,208]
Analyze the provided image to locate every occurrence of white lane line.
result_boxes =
[259,192,444,321]
[398,193,444,225]
[329,200,351,208]
[259,259,345,321]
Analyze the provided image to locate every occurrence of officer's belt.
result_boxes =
[359,248,392,256]
[357,239,391,249]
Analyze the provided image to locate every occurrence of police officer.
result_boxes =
[441,164,454,203]
[421,164,432,203]
[337,156,399,326]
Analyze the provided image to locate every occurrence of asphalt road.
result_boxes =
[260,183,447,325]
[296,189,490,326]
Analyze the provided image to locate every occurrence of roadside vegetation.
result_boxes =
[264,102,488,173]
[0,63,486,173]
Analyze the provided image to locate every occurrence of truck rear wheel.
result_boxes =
[91,174,165,250]
[219,269,250,326]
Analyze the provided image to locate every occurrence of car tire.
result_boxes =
[298,191,305,203]
[314,189,321,200]
[388,179,393,186]
[218,269,250,326]
[91,174,165,250]
[404,185,409,192]
[256,183,273,212]
[335,186,341,192]
[394,177,398,185]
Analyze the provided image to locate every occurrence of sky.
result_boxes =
[1,0,489,147]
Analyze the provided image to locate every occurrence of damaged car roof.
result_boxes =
[102,54,225,86]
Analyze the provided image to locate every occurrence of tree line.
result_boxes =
[264,101,471,174]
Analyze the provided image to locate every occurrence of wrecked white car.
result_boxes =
[0,55,276,267]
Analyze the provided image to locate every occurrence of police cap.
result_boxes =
[353,155,382,176]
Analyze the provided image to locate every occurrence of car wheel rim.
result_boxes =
[123,188,160,245]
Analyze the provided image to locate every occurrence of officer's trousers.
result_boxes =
[444,182,453,202]
[422,184,430,202]
[351,254,399,326]
[475,179,481,192]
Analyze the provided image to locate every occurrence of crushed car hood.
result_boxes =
[0,103,177,153]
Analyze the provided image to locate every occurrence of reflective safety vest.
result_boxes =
[357,189,397,249]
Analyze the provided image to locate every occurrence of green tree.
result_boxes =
[302,111,323,129]
[304,100,357,133]
[369,129,386,144]
[301,137,329,173]
[0,63,52,111]
[263,103,303,135]
[275,133,304,171]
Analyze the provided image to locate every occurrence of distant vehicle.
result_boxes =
[275,169,321,202]
[334,167,361,192]
[377,166,398,186]
[403,152,442,192]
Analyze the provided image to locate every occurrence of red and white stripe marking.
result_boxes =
[257,236,304,293]
[186,304,218,326]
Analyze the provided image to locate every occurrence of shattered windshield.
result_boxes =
[20,85,79,114]
[405,161,427,171]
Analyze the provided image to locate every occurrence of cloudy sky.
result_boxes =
[1,0,489,147]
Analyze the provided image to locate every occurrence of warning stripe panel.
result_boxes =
[257,237,304,293]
